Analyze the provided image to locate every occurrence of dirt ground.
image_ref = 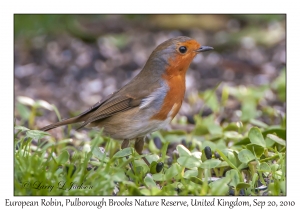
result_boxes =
[14,15,286,128]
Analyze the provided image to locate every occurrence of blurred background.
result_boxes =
[14,14,286,131]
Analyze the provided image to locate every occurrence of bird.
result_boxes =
[41,36,213,165]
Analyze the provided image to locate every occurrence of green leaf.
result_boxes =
[82,144,91,153]
[274,170,282,180]
[258,162,271,172]
[152,173,165,181]
[271,163,279,172]
[183,169,198,179]
[17,96,35,106]
[160,141,169,161]
[16,102,30,120]
[176,144,191,157]
[150,161,158,174]
[216,149,238,170]
[196,115,222,136]
[227,150,238,167]
[226,169,240,187]
[271,69,286,102]
[65,164,76,177]
[26,130,49,140]
[265,137,275,148]
[248,127,266,147]
[126,184,142,195]
[14,126,30,132]
[221,85,229,105]
[241,99,257,121]
[90,161,102,166]
[215,161,229,168]
[238,149,255,163]
[249,119,268,128]
[165,163,181,180]
[148,139,160,153]
[193,124,209,136]
[190,176,203,185]
[140,188,151,195]
[201,90,219,112]
[280,180,286,195]
[200,159,221,169]
[246,144,265,158]
[235,127,285,146]
[208,124,223,135]
[191,151,202,159]
[56,150,69,164]
[92,147,105,159]
[134,160,148,174]
[177,156,201,169]
[210,176,230,195]
[113,147,132,158]
[223,123,239,132]
[236,182,251,191]
[92,147,109,162]
[112,171,127,182]
[51,104,62,121]
[251,173,259,189]
[146,154,159,164]
[237,163,248,170]
[266,134,286,146]
[35,100,53,110]
[224,131,243,140]
[269,180,281,195]
[144,176,157,189]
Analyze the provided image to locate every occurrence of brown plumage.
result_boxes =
[40,36,213,164]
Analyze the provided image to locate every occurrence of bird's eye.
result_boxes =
[179,46,187,54]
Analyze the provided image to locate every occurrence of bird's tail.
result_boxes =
[40,117,82,131]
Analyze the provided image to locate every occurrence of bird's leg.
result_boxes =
[121,139,130,149]
[134,137,150,166]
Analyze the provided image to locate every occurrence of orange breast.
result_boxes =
[150,75,185,120]
[150,66,186,120]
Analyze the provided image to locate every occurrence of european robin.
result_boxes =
[41,36,213,165]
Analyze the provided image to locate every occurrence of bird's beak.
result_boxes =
[196,46,214,53]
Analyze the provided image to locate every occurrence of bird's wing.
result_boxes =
[76,93,142,130]
[40,91,141,131]
[40,74,162,132]
[75,75,163,130]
